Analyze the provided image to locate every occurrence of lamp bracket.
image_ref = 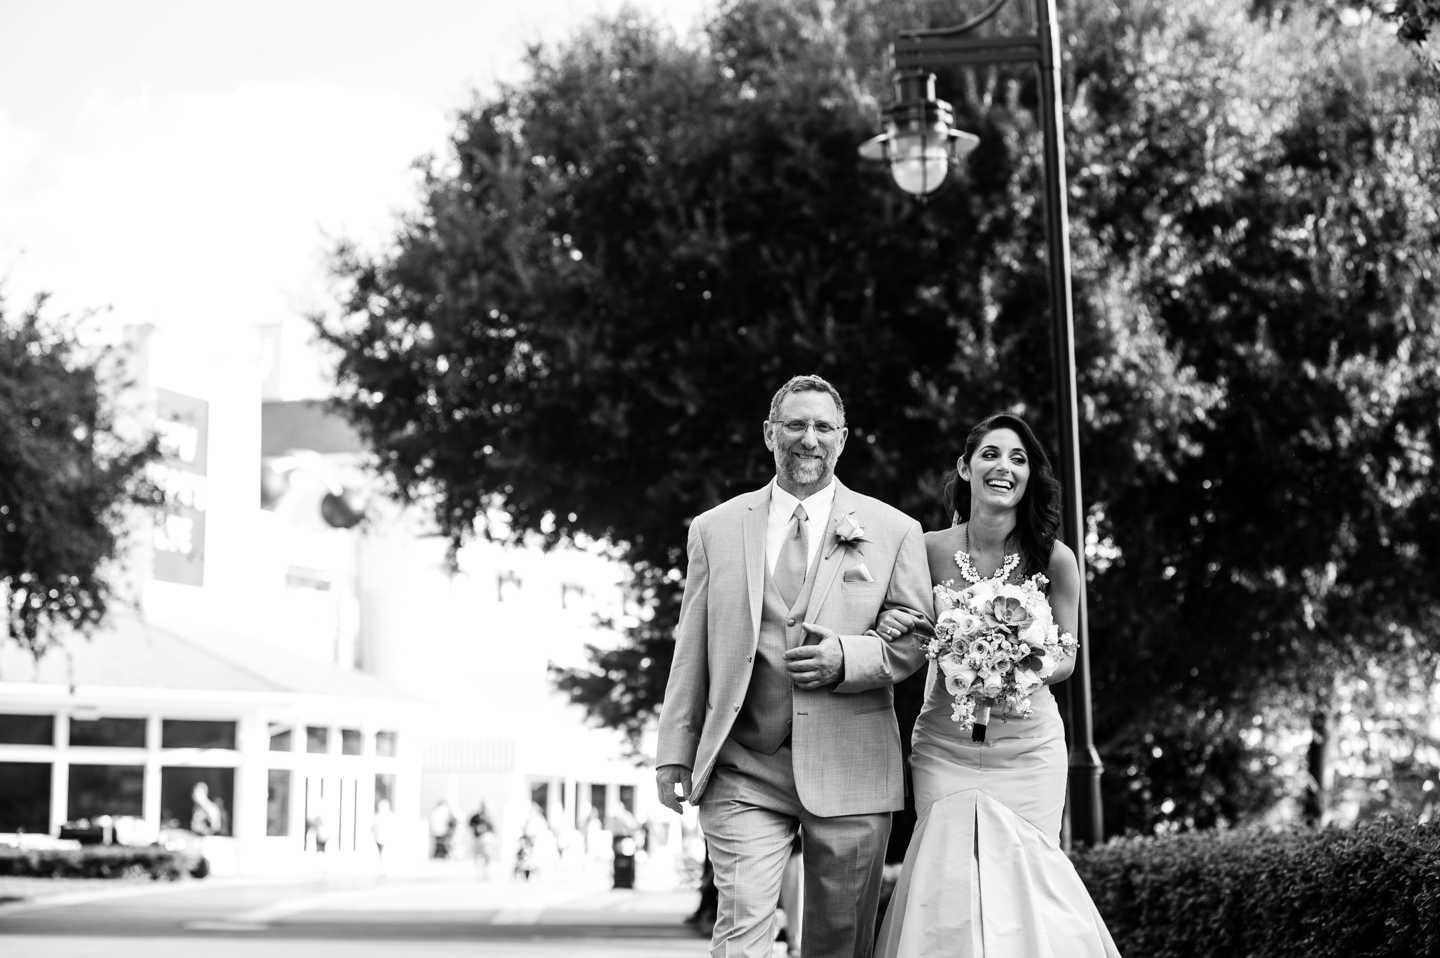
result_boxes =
[893,34,1043,70]
[897,0,1012,39]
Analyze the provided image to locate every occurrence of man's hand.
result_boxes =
[786,623,845,690]
[655,764,693,814]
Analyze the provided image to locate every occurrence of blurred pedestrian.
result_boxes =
[372,799,397,863]
[515,833,536,880]
[685,845,718,935]
[605,804,639,843]
[583,807,604,857]
[429,800,457,859]
[555,819,583,874]
[468,802,497,879]
[520,802,558,878]
[190,782,222,836]
[311,811,332,853]
[778,834,803,957]
[607,804,640,890]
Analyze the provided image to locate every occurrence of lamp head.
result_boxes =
[859,70,980,197]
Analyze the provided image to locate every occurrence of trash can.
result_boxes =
[613,835,637,889]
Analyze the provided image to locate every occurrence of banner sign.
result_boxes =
[151,388,209,586]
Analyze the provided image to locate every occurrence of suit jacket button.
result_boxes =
[746,655,753,662]
[787,618,796,626]
[733,705,740,712]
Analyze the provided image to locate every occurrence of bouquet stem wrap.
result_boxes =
[972,703,991,742]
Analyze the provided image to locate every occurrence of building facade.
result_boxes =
[2,320,676,879]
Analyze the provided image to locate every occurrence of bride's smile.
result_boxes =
[967,428,1031,508]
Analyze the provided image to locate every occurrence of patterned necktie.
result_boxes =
[774,504,809,607]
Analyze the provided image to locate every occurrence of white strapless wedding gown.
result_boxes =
[875,666,1121,957]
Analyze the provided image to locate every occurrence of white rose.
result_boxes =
[939,653,977,689]
[1020,618,1048,647]
[967,579,1001,604]
[956,612,983,638]
[1014,669,1043,692]
[944,666,978,696]
[997,582,1028,604]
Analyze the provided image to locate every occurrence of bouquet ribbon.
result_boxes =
[972,702,991,742]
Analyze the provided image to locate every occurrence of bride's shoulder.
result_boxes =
[1046,538,1079,580]
[923,524,964,560]
[922,524,964,543]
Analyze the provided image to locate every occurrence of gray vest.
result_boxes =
[730,548,822,755]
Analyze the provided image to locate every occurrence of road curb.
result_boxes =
[0,874,311,917]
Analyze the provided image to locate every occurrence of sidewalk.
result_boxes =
[0,936,711,958]
[0,865,706,931]
[0,855,689,913]
[0,868,721,958]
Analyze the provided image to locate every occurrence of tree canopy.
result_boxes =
[1370,0,1440,50]
[315,0,1440,833]
[0,294,159,657]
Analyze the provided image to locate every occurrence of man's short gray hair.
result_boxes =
[768,374,846,426]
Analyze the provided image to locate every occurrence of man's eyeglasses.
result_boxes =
[770,419,842,438]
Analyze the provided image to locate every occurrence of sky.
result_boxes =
[0,0,709,389]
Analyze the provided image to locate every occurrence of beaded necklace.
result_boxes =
[954,526,1020,584]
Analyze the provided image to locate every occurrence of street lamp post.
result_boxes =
[860,0,1104,846]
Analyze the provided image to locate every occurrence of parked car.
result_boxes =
[156,826,210,878]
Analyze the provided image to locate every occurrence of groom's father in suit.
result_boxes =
[656,375,932,958]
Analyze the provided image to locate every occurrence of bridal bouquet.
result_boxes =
[926,575,1078,741]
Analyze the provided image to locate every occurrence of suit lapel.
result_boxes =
[806,479,855,620]
[742,484,771,645]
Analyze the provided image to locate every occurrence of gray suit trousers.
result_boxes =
[700,736,890,958]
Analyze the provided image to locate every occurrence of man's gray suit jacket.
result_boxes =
[656,477,933,817]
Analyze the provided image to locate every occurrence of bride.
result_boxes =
[874,412,1121,958]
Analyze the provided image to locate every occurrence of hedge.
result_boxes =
[1072,818,1440,958]
[0,845,197,880]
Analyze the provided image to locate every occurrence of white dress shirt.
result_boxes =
[766,479,836,578]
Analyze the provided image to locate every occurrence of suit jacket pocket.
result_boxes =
[854,704,892,715]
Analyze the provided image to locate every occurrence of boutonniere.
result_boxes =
[829,512,868,556]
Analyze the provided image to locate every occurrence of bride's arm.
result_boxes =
[1045,540,1080,686]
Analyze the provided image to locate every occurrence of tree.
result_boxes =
[1363,0,1440,50]
[0,294,160,657]
[1253,1,1440,66]
[315,0,1440,833]
[1064,0,1440,832]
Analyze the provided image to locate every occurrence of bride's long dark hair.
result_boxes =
[942,412,1063,579]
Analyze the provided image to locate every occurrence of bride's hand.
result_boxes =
[876,609,917,641]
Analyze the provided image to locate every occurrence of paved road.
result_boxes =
[0,872,721,958]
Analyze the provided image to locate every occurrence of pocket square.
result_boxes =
[843,563,875,583]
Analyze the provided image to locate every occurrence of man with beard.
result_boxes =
[656,374,932,958]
